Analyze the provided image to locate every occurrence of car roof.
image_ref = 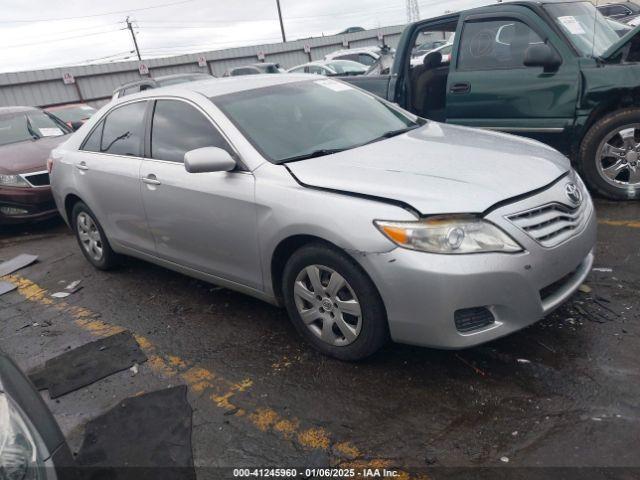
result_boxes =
[118,74,313,102]
[0,106,39,114]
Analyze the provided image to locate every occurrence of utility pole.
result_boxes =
[406,0,420,23]
[126,16,142,61]
[275,0,286,43]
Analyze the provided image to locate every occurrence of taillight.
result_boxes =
[46,157,54,174]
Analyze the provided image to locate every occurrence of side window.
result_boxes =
[609,5,630,16]
[458,19,544,71]
[100,101,147,156]
[82,121,104,152]
[357,54,376,66]
[307,65,325,75]
[150,100,230,163]
[337,53,359,62]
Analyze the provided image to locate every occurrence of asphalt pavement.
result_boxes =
[0,199,638,479]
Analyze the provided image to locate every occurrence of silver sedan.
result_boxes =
[50,75,596,360]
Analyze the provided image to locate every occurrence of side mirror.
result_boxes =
[184,147,236,173]
[523,44,562,73]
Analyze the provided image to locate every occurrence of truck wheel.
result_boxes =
[282,243,389,361]
[71,202,119,270]
[579,108,640,200]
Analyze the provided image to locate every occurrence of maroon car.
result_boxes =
[0,106,71,225]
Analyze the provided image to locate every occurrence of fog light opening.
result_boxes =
[454,307,495,333]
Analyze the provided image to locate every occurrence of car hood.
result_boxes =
[602,24,640,60]
[285,122,570,215]
[0,135,69,175]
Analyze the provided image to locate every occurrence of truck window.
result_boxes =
[458,19,543,71]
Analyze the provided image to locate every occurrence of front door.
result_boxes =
[139,99,261,290]
[445,8,580,152]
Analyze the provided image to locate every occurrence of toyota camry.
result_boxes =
[49,75,596,360]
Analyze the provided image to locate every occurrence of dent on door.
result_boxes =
[139,161,262,290]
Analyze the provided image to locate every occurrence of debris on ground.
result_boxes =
[593,268,613,273]
[578,284,592,294]
[455,354,486,376]
[28,331,147,399]
[0,254,38,277]
[65,279,82,292]
[500,456,509,463]
[130,363,139,376]
[0,281,17,296]
[51,279,83,298]
[51,291,71,298]
[76,386,195,480]
[516,359,531,364]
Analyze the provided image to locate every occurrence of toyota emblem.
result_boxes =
[565,183,582,206]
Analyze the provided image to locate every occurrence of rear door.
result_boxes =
[445,6,580,151]
[139,98,261,289]
[71,100,155,252]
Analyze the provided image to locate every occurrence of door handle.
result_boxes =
[141,175,161,186]
[450,82,471,94]
[76,161,89,171]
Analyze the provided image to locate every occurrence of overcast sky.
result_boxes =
[0,0,495,73]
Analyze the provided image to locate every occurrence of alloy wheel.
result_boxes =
[77,212,104,261]
[293,265,362,347]
[597,124,640,188]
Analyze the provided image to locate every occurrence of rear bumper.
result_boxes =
[0,186,58,225]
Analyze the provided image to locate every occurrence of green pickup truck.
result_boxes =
[345,0,640,200]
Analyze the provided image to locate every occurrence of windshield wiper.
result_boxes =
[279,148,347,163]
[25,117,40,140]
[361,124,423,146]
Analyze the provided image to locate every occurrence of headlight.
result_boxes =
[375,216,522,254]
[0,175,30,188]
[0,392,45,480]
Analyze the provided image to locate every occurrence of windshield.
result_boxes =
[545,1,621,57]
[0,111,68,147]
[213,80,420,163]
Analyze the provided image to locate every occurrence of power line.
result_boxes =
[0,0,198,24]
[3,27,126,49]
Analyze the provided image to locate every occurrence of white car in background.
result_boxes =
[287,60,368,76]
[324,46,387,67]
[410,42,453,67]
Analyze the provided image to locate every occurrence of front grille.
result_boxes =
[22,171,50,187]
[507,202,588,248]
[454,307,495,333]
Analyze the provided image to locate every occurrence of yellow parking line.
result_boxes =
[599,219,640,228]
[3,274,428,480]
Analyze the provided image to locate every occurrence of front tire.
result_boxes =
[71,202,118,270]
[282,243,389,361]
[579,108,640,200]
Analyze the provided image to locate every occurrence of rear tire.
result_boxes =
[578,108,640,200]
[282,243,389,361]
[71,202,118,270]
